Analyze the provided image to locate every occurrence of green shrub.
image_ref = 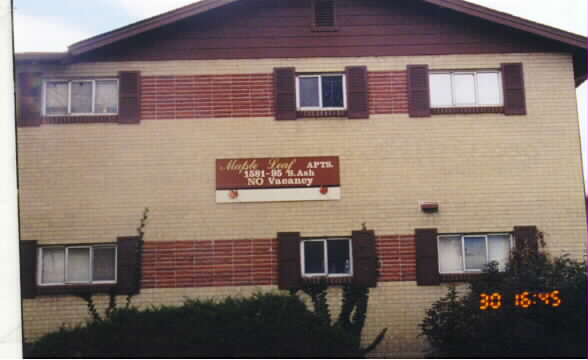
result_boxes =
[420,251,587,358]
[28,293,361,358]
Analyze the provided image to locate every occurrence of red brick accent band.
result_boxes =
[141,74,274,120]
[140,71,409,121]
[368,71,409,115]
[141,234,415,289]
[142,239,278,289]
[376,235,417,281]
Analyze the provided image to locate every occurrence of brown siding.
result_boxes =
[75,0,565,63]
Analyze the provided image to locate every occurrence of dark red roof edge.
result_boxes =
[68,0,239,56]
[423,0,587,48]
[15,52,68,64]
[66,0,587,55]
[16,0,588,85]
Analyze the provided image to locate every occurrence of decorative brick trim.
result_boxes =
[141,74,274,120]
[41,115,119,125]
[368,71,408,115]
[376,235,416,281]
[140,72,410,122]
[141,234,415,289]
[296,110,347,118]
[431,106,504,115]
[439,273,485,282]
[301,276,352,286]
[141,239,278,289]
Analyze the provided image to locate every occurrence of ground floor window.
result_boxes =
[38,245,117,285]
[301,238,352,277]
[437,233,512,273]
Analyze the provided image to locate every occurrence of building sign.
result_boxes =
[216,156,340,203]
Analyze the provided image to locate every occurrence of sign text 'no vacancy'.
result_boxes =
[216,156,340,203]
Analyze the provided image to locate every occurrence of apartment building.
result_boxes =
[16,0,587,355]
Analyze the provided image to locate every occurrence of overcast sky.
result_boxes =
[12,0,587,189]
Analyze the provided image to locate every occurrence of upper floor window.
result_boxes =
[38,245,117,286]
[438,233,512,274]
[301,238,352,277]
[43,79,119,116]
[296,74,346,111]
[429,71,502,108]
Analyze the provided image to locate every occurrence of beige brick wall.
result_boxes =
[17,53,587,354]
[18,53,586,253]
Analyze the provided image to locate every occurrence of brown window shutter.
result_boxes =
[351,230,377,288]
[514,226,538,253]
[278,232,301,289]
[501,63,527,115]
[20,240,38,299]
[346,66,370,119]
[407,65,431,118]
[118,71,141,124]
[415,228,440,286]
[274,68,297,121]
[314,0,335,27]
[17,72,42,127]
[116,236,141,294]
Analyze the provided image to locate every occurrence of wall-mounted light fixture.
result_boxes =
[420,201,439,213]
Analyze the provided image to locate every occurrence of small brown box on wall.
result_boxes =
[420,202,439,213]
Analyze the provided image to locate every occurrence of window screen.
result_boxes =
[95,80,119,114]
[438,235,463,273]
[67,248,91,282]
[327,239,351,274]
[45,82,69,115]
[70,81,93,113]
[488,234,510,271]
[453,73,476,105]
[93,247,116,281]
[477,72,502,106]
[429,73,452,107]
[299,77,320,108]
[463,236,486,271]
[304,241,325,274]
[321,76,344,108]
[41,248,65,284]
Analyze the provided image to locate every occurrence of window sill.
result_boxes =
[431,107,504,115]
[439,273,485,282]
[297,110,347,118]
[37,284,117,296]
[301,276,352,286]
[41,115,119,124]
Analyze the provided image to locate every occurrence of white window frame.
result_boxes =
[300,238,353,278]
[42,79,119,116]
[429,70,503,108]
[296,74,347,111]
[437,233,513,274]
[37,245,118,286]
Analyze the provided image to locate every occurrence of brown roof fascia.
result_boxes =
[68,0,587,57]
[15,52,68,64]
[424,0,587,49]
[68,0,238,56]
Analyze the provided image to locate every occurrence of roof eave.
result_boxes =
[68,0,238,56]
[423,0,587,49]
